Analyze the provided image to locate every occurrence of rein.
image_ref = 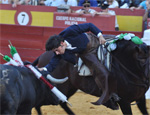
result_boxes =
[102,43,148,88]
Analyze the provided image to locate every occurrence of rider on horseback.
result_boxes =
[41,23,119,109]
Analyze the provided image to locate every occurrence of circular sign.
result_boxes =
[17,12,29,25]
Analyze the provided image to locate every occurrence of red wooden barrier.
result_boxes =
[54,12,115,31]
[0,24,143,64]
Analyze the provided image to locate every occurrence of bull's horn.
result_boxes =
[46,74,68,84]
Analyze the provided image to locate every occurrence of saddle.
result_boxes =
[77,45,111,76]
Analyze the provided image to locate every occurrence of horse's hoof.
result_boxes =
[111,93,120,102]
[103,99,119,110]
[91,102,101,105]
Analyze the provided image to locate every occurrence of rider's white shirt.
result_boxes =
[65,40,77,50]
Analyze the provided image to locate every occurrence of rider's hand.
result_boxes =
[99,35,106,45]
[39,67,50,78]
[38,67,47,71]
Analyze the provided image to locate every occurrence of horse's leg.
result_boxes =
[136,96,148,114]
[118,100,132,114]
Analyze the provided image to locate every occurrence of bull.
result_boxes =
[0,64,67,114]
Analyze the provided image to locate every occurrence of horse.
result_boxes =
[32,33,150,115]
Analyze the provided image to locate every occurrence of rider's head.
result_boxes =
[46,35,66,55]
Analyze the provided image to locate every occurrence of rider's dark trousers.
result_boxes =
[79,33,117,104]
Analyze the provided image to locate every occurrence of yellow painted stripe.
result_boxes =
[117,15,143,32]
[31,11,53,27]
[0,10,16,24]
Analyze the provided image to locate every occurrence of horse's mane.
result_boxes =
[114,39,137,53]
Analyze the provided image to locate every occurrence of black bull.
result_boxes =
[32,34,150,115]
[0,64,63,114]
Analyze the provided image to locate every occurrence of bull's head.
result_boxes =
[46,74,68,84]
[41,69,68,84]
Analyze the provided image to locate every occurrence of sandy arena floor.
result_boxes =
[32,91,150,115]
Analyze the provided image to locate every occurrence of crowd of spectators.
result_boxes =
[0,0,149,30]
[0,0,148,8]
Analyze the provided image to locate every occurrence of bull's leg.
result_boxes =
[17,109,32,114]
[1,96,17,114]
[136,96,148,114]
[35,106,42,115]
[60,102,75,115]
[118,100,132,114]
[1,105,16,115]
[17,105,32,114]
[59,88,77,115]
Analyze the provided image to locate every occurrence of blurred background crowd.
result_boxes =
[0,0,149,10]
[0,0,150,30]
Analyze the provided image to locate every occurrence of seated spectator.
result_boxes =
[98,3,119,30]
[39,0,61,6]
[97,0,105,7]
[75,1,98,15]
[56,0,77,12]
[130,0,150,10]
[78,0,98,7]
[0,0,12,4]
[143,0,150,29]
[59,0,77,6]
[117,0,130,8]
[143,0,150,21]
[130,0,143,7]
[12,0,38,6]
[104,0,119,8]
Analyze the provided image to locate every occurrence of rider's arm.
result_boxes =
[45,54,61,72]
[59,23,106,44]
[60,23,102,36]
[76,23,106,44]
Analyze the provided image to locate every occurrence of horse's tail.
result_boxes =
[32,56,40,66]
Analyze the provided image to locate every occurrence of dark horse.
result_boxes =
[32,34,150,115]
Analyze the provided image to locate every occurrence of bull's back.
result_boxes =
[0,64,23,114]
[0,64,37,114]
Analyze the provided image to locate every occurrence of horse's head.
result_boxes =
[111,39,149,79]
